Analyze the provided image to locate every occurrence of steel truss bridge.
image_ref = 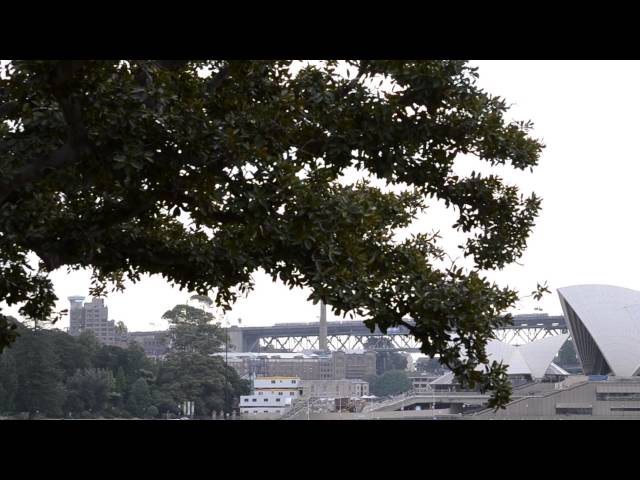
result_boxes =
[231,314,567,353]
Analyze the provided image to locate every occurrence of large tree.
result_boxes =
[47,329,94,376]
[11,327,66,417]
[154,352,248,417]
[415,356,447,375]
[367,370,413,397]
[155,302,249,416]
[161,303,224,355]
[126,377,152,417]
[93,341,151,384]
[0,349,17,413]
[64,368,115,414]
[0,60,543,407]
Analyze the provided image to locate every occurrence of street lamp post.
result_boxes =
[224,317,232,420]
[223,316,242,420]
[432,383,435,418]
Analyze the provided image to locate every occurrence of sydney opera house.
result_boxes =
[477,284,640,418]
[484,334,570,383]
[558,284,640,377]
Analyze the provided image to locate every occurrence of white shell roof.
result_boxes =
[558,284,640,376]
[545,362,570,376]
[484,333,569,379]
[518,334,570,378]
[448,334,568,381]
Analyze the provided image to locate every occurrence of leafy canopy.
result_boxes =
[158,302,248,416]
[367,369,413,397]
[161,303,224,355]
[0,60,543,407]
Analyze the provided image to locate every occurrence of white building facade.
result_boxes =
[240,377,303,417]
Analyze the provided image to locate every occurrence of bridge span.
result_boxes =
[229,314,567,353]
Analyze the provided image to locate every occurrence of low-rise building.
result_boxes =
[212,350,376,380]
[300,379,369,398]
[341,350,377,379]
[240,376,303,417]
[126,331,168,359]
[408,373,438,393]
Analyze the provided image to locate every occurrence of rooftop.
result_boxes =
[211,352,328,360]
[255,376,300,380]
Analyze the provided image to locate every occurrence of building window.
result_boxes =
[556,407,592,415]
[278,392,283,395]
[252,399,257,402]
[264,398,268,402]
[276,398,281,402]
[610,407,640,412]
[597,392,640,401]
[290,392,295,395]
[271,380,276,384]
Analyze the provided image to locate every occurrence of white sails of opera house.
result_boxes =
[558,284,640,377]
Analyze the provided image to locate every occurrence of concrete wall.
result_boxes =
[228,327,243,352]
[478,379,640,418]
[304,409,455,420]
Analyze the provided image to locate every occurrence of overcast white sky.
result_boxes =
[6,60,640,332]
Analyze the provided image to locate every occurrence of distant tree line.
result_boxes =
[415,356,448,376]
[0,304,250,419]
[555,339,580,370]
[366,370,413,397]
[363,337,408,375]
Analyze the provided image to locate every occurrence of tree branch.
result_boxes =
[155,60,190,71]
[207,64,230,94]
[0,62,92,207]
[0,101,19,119]
[335,61,369,99]
[0,143,79,206]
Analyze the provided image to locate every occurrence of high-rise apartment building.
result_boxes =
[68,296,86,336]
[67,296,117,345]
